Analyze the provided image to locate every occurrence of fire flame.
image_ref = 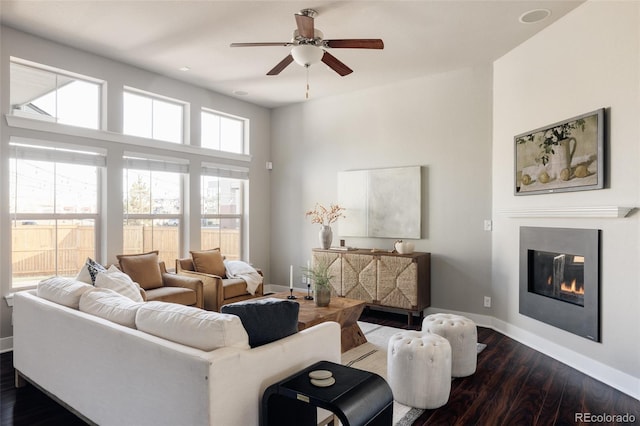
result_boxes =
[560,279,584,295]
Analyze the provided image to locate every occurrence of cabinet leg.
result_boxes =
[15,370,27,388]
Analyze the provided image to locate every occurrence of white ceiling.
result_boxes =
[0,1,584,109]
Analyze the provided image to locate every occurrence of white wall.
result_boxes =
[492,1,639,396]
[0,27,272,346]
[270,65,494,315]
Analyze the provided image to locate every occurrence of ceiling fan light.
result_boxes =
[291,45,323,66]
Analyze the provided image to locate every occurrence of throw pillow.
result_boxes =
[75,257,107,285]
[221,298,299,348]
[95,265,144,302]
[79,287,144,328]
[116,251,163,290]
[37,277,94,308]
[135,302,250,351]
[190,248,225,277]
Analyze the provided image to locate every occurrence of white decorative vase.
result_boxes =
[319,225,333,249]
[394,240,415,254]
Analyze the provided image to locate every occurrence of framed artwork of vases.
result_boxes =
[514,108,605,195]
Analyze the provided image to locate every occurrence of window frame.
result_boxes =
[201,108,247,154]
[122,155,187,264]
[123,87,186,144]
[200,165,248,260]
[9,141,104,288]
[9,57,103,130]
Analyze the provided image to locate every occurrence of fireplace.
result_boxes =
[519,227,600,341]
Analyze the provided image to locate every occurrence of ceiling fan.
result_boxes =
[230,8,384,77]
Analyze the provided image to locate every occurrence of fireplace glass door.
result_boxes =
[528,250,585,307]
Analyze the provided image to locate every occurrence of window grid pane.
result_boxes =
[10,61,101,130]
[124,90,184,143]
[201,175,243,259]
[123,219,180,265]
[123,92,152,139]
[123,167,182,265]
[201,110,244,154]
[11,218,96,288]
[11,154,99,287]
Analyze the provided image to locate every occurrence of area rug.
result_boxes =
[342,322,486,426]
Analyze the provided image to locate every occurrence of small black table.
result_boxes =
[261,360,393,426]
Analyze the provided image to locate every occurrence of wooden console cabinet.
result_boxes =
[312,249,430,325]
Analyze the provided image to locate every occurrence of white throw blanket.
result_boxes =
[223,260,262,295]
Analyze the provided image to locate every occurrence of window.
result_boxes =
[9,142,104,288]
[201,109,245,154]
[123,90,184,143]
[10,60,101,129]
[201,164,248,260]
[123,156,186,265]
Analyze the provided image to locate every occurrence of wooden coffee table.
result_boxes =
[263,291,367,352]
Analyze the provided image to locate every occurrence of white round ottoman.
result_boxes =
[387,330,452,409]
[422,313,477,377]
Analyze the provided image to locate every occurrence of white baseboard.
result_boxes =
[426,306,639,401]
[490,317,640,401]
[1,336,13,353]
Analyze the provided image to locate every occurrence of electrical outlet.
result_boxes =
[483,220,492,231]
[484,296,491,308]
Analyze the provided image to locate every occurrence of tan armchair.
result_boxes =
[176,257,263,311]
[117,251,204,309]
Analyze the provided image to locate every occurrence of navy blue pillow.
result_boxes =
[221,298,299,348]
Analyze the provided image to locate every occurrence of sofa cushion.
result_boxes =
[37,277,93,309]
[76,257,107,285]
[135,302,249,351]
[190,248,225,277]
[79,287,144,328]
[95,265,144,302]
[221,298,299,348]
[144,286,197,306]
[117,251,163,290]
[222,278,252,299]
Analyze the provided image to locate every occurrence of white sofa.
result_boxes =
[13,288,341,426]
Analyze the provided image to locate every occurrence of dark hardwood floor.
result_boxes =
[2,309,638,426]
[359,309,640,426]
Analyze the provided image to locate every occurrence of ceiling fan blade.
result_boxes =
[230,42,292,47]
[321,51,353,76]
[295,13,315,39]
[324,39,384,49]
[267,54,294,75]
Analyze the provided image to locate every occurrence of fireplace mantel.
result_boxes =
[499,206,633,218]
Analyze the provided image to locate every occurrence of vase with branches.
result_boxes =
[306,203,345,249]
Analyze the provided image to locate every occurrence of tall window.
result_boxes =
[10,60,101,129]
[123,89,184,143]
[123,156,186,265]
[201,164,248,260]
[9,142,103,288]
[201,109,245,154]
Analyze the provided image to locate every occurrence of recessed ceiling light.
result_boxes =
[233,90,249,96]
[179,66,190,72]
[519,9,551,24]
